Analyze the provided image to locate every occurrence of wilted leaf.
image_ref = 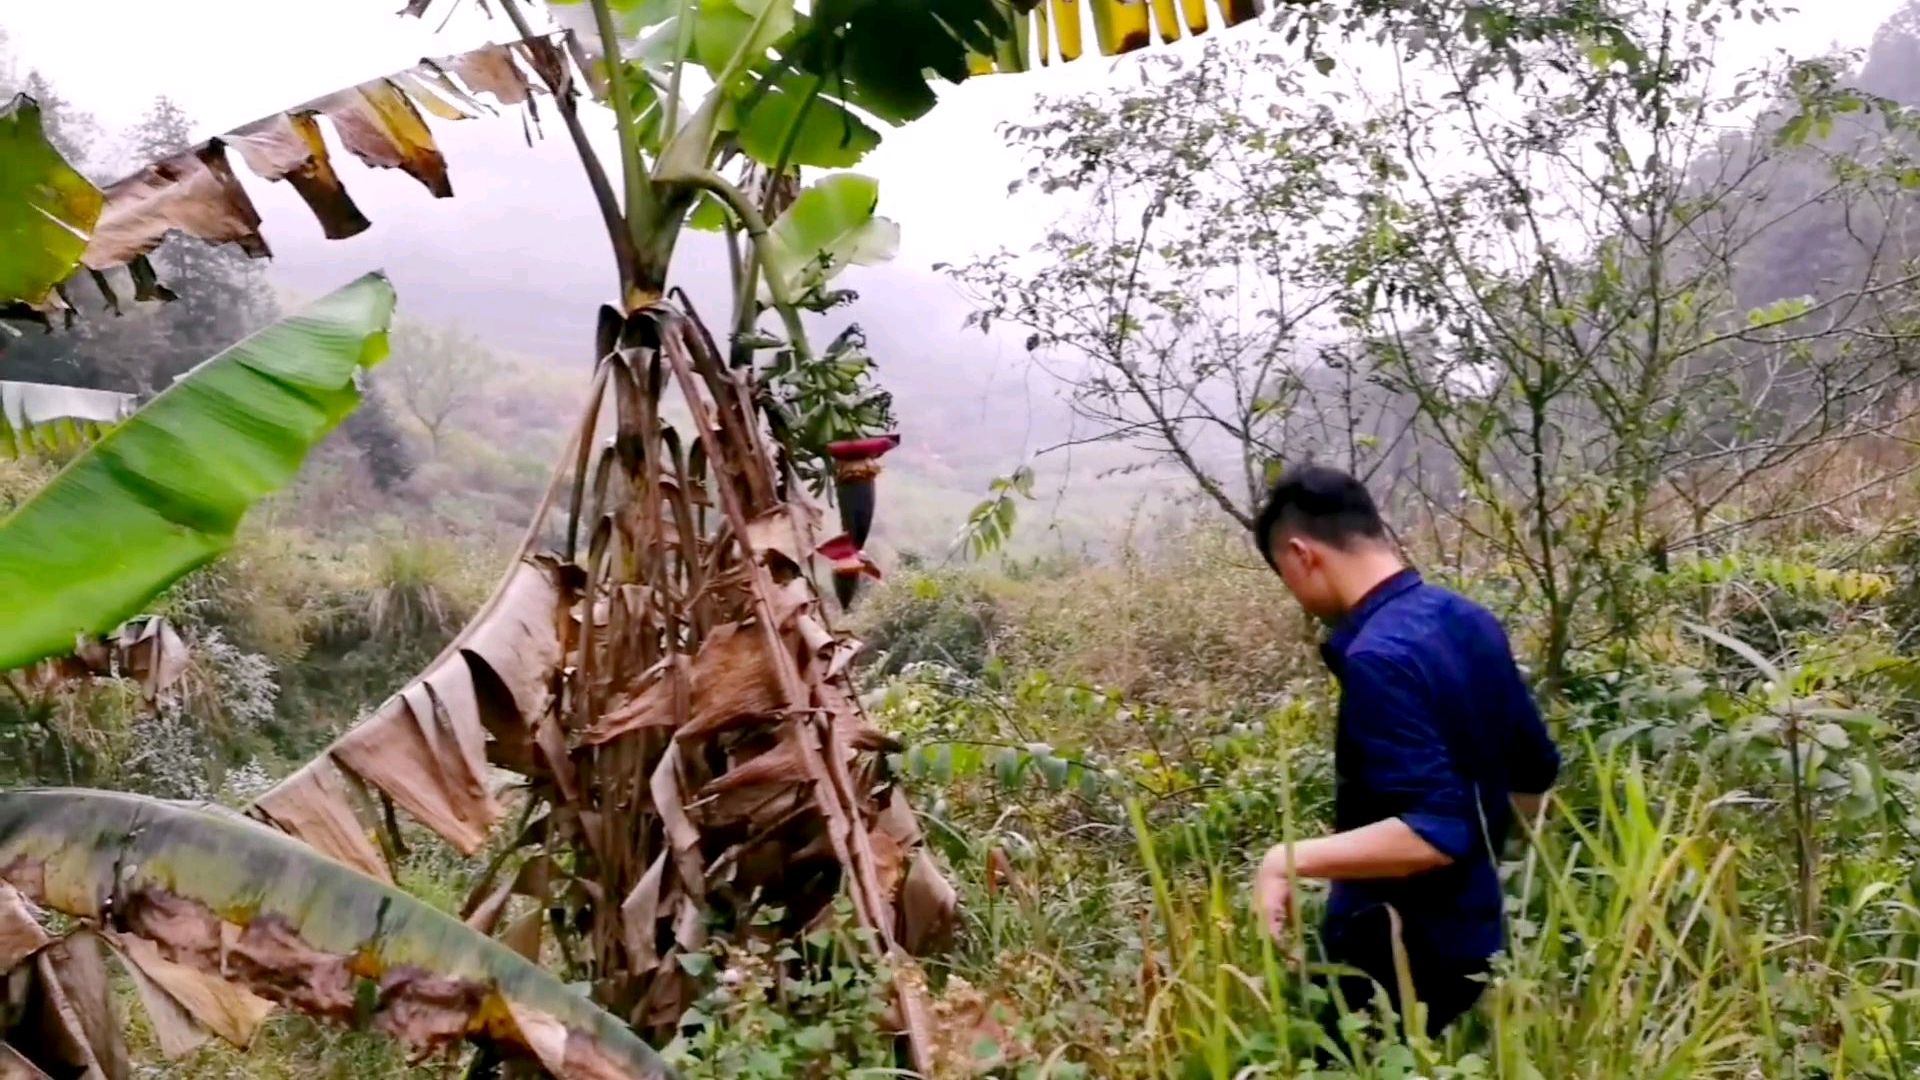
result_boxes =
[0,95,103,309]
[0,882,49,970]
[898,849,958,955]
[0,273,397,673]
[32,932,126,1080]
[115,938,214,1059]
[83,143,269,269]
[314,79,453,198]
[589,580,811,745]
[227,112,371,240]
[112,932,276,1049]
[280,557,571,856]
[118,616,189,701]
[620,854,669,975]
[447,44,534,106]
[0,789,675,1079]
[251,757,391,882]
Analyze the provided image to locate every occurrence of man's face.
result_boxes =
[1271,534,1343,622]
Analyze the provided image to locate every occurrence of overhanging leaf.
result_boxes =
[761,172,898,299]
[0,95,104,308]
[5,34,582,332]
[695,0,798,86]
[0,788,675,1079]
[82,143,270,270]
[736,78,880,168]
[0,273,397,673]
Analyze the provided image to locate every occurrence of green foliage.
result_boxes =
[856,569,1002,676]
[663,901,899,1077]
[844,510,1920,1076]
[0,274,396,672]
[0,93,101,307]
[955,466,1035,559]
[764,324,896,491]
[758,172,899,303]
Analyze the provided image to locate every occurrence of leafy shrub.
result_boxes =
[858,570,1004,676]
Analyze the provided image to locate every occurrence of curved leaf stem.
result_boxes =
[669,169,815,369]
[587,0,659,273]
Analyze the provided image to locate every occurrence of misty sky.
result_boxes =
[2,0,1908,546]
[12,1,1898,276]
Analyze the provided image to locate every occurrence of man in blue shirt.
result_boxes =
[1248,465,1559,1040]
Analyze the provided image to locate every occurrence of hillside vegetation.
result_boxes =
[15,0,1920,1076]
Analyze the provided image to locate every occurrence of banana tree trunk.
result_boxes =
[246,301,955,1071]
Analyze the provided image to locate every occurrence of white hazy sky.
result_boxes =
[2,0,1909,546]
[7,0,1900,268]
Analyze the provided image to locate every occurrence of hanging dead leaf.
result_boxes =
[448,44,532,106]
[650,743,706,904]
[899,850,958,957]
[111,933,275,1049]
[32,932,126,1080]
[82,143,267,269]
[743,503,822,568]
[467,881,516,936]
[0,883,48,970]
[590,621,782,745]
[313,79,452,198]
[332,681,499,855]
[501,909,544,963]
[261,557,569,858]
[227,111,371,239]
[251,757,391,882]
[119,616,188,702]
[619,854,667,976]
[115,942,213,1059]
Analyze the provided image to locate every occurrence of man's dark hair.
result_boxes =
[1253,465,1388,567]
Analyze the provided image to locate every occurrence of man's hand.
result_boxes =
[1250,820,1455,941]
[1253,844,1297,942]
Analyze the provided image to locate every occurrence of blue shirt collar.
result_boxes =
[1320,568,1423,672]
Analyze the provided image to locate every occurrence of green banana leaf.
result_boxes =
[0,380,137,459]
[761,172,899,300]
[0,788,673,1079]
[0,273,396,672]
[0,94,104,308]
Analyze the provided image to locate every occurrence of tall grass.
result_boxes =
[1127,743,1920,1078]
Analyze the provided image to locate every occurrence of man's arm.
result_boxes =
[1271,817,1454,881]
[1487,616,1558,816]
[1254,652,1476,937]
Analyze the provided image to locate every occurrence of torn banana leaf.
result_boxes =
[0,273,396,672]
[0,380,135,459]
[4,33,586,338]
[256,556,574,860]
[0,788,675,1079]
[0,94,104,308]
